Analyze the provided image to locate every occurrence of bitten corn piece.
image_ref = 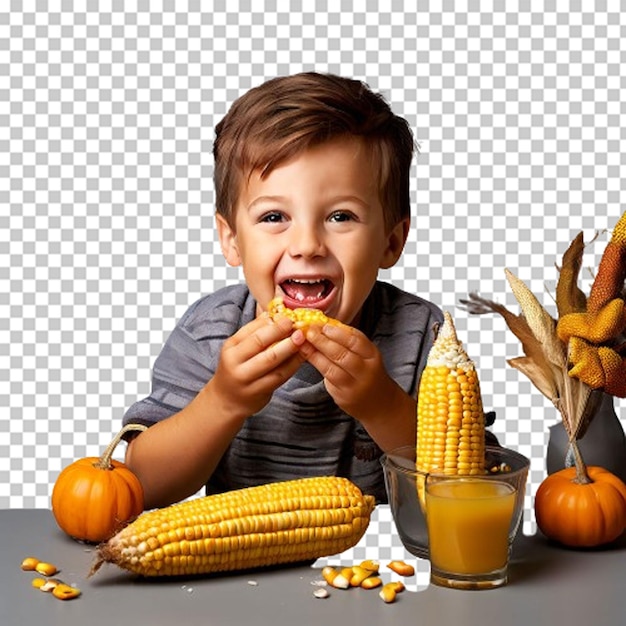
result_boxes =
[267,297,343,330]
[416,311,486,477]
[92,476,375,578]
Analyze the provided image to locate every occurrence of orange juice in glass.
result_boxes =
[425,447,529,590]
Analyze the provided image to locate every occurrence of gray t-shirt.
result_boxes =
[123,281,442,502]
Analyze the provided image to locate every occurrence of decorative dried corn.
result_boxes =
[90,476,375,578]
[416,311,486,477]
[555,211,626,397]
[267,297,343,329]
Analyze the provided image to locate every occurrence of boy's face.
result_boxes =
[216,137,408,325]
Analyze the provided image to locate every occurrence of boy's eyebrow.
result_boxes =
[246,195,288,209]
[246,194,371,209]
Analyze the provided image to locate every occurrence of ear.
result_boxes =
[379,218,410,269]
[216,214,242,267]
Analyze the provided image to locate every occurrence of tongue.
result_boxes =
[282,281,328,305]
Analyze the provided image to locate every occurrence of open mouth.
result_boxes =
[280,279,334,307]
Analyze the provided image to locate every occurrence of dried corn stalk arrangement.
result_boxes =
[461,210,626,457]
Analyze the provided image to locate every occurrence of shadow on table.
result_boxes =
[87,556,317,588]
[87,528,626,591]
[509,530,626,585]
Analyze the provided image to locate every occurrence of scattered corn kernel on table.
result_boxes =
[3,506,625,626]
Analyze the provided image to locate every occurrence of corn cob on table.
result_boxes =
[92,476,375,577]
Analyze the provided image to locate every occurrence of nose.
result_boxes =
[288,223,326,258]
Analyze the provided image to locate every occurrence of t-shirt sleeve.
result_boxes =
[122,286,250,431]
[122,321,215,428]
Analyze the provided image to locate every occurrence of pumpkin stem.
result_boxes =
[94,424,148,470]
[569,439,593,485]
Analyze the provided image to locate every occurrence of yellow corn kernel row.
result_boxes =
[91,476,375,578]
[267,297,343,329]
[416,311,486,477]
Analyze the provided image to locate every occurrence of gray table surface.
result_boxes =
[2,507,625,626]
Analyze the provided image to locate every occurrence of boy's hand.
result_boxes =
[209,314,305,420]
[298,323,404,426]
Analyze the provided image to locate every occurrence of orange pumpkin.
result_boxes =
[51,424,147,543]
[534,465,626,548]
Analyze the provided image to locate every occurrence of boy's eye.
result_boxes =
[328,211,356,223]
[259,211,285,223]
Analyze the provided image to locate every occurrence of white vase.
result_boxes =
[546,393,626,483]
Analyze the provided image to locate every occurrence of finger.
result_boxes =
[302,329,356,379]
[241,334,303,380]
[303,349,346,382]
[262,351,306,386]
[229,315,294,361]
[232,313,292,342]
[305,324,374,361]
[242,349,306,398]
[299,335,358,386]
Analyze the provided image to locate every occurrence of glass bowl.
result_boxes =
[380,445,530,560]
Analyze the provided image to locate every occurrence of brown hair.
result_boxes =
[213,72,415,232]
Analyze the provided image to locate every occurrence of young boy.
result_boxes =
[122,72,443,509]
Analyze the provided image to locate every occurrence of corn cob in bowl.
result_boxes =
[416,310,486,478]
[90,476,375,577]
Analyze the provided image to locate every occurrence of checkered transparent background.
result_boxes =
[2,2,626,559]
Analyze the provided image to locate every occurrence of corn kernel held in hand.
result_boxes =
[267,297,343,330]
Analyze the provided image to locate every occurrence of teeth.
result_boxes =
[292,290,324,302]
[285,278,328,302]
